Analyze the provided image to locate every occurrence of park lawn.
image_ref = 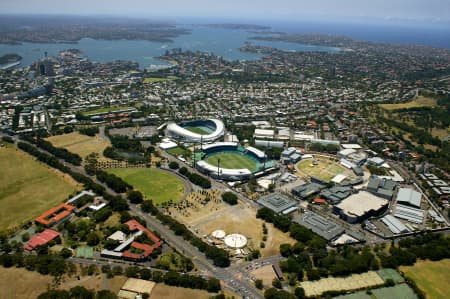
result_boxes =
[107,168,184,204]
[184,126,210,135]
[143,76,178,84]
[0,145,81,230]
[296,157,355,182]
[400,259,450,299]
[0,266,126,299]
[82,105,135,116]
[205,152,257,171]
[46,132,111,161]
[379,96,437,110]
[166,146,191,157]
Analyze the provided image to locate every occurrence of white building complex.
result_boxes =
[167,119,225,143]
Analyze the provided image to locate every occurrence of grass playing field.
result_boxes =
[400,259,450,299]
[143,76,178,84]
[296,157,356,182]
[184,126,210,135]
[107,168,185,205]
[204,152,257,171]
[46,132,111,161]
[379,96,437,111]
[82,105,135,116]
[0,144,81,230]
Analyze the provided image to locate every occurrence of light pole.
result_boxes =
[217,158,221,179]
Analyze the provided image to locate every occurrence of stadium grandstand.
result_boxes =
[167,119,225,143]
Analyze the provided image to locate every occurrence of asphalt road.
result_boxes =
[4,134,267,298]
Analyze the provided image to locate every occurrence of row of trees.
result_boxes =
[79,127,99,137]
[96,170,132,193]
[179,167,211,189]
[141,200,230,267]
[21,135,82,165]
[17,141,106,195]
[379,233,450,268]
[38,288,117,299]
[221,192,238,205]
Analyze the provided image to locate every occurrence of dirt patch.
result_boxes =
[150,284,212,299]
[167,190,295,257]
[252,265,277,287]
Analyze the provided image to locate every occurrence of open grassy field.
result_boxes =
[0,145,81,230]
[296,156,356,182]
[300,271,384,297]
[143,76,178,84]
[184,126,210,135]
[82,105,135,116]
[150,284,211,299]
[400,259,450,299]
[46,132,111,161]
[0,266,126,299]
[372,284,418,299]
[107,168,185,204]
[205,152,258,171]
[379,96,437,110]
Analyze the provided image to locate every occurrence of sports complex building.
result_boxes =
[167,119,225,143]
[195,142,277,181]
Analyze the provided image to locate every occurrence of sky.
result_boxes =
[1,0,450,24]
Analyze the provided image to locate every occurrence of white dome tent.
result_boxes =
[223,233,248,249]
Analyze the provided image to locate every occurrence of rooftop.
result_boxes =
[293,211,344,241]
[257,192,297,214]
[25,229,60,251]
[396,188,422,208]
[335,191,388,217]
[35,203,75,227]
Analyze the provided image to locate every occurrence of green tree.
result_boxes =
[255,279,264,289]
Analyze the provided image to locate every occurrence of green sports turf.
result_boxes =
[372,284,418,299]
[107,168,185,205]
[184,126,210,135]
[377,268,404,284]
[76,246,93,258]
[204,152,258,172]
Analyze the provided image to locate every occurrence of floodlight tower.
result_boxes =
[217,158,221,179]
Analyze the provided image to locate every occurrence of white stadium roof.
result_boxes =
[196,160,252,176]
[167,118,224,142]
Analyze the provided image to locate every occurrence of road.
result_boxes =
[4,134,266,298]
[130,203,264,299]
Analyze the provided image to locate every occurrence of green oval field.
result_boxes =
[107,168,185,205]
[204,152,258,172]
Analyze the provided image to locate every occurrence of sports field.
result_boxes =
[300,271,384,297]
[0,145,80,230]
[82,105,135,116]
[379,96,437,110]
[184,126,210,135]
[400,259,450,299]
[372,284,418,299]
[205,152,258,171]
[107,168,185,204]
[143,76,178,84]
[46,132,111,161]
[296,156,356,182]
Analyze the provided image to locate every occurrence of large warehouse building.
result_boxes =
[333,191,389,223]
[167,119,225,143]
